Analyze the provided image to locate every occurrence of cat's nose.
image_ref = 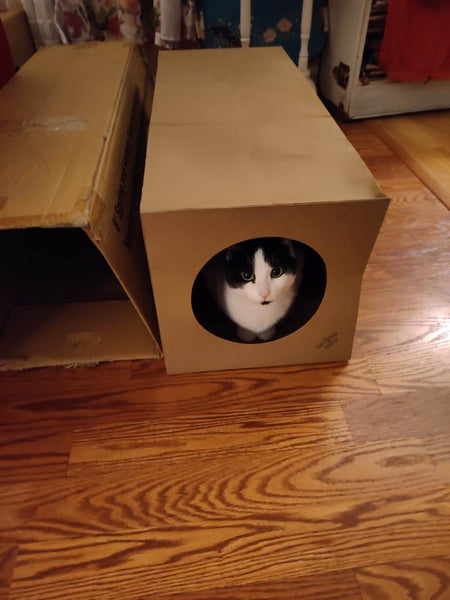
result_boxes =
[259,290,270,300]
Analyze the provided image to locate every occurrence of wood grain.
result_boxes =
[340,120,450,397]
[0,358,380,429]
[0,117,449,599]
[355,318,449,392]
[2,434,447,544]
[8,494,450,600]
[68,403,352,467]
[0,545,16,600]
[147,569,363,600]
[356,556,450,600]
[342,388,450,441]
[368,111,450,209]
[0,428,71,483]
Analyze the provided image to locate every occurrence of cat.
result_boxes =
[205,238,304,342]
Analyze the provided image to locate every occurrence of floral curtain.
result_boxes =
[56,0,150,43]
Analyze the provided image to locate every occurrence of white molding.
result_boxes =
[240,0,251,48]
[298,0,315,88]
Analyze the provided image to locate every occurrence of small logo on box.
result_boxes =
[317,331,339,350]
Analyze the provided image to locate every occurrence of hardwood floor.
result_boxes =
[367,111,450,209]
[0,114,449,599]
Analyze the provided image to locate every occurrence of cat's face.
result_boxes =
[224,238,298,304]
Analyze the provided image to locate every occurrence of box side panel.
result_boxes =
[142,199,389,374]
[88,46,161,349]
[0,300,160,371]
[0,42,134,228]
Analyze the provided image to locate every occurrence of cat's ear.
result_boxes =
[281,239,295,258]
[225,246,238,262]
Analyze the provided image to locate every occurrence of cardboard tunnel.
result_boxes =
[141,48,390,374]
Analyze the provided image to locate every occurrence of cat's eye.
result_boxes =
[271,266,284,278]
[241,271,253,282]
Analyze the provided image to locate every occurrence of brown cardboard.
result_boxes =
[141,47,390,374]
[0,41,161,370]
[0,8,35,68]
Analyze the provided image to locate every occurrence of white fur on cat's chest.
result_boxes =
[223,286,295,333]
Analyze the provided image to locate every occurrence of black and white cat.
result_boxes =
[205,238,303,342]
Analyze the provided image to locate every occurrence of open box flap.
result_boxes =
[86,44,162,352]
[0,41,136,229]
[86,227,162,355]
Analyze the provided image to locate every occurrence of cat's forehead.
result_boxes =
[233,239,287,257]
[225,239,297,276]
[254,248,270,267]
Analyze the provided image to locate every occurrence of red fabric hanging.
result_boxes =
[0,19,15,88]
[379,0,450,82]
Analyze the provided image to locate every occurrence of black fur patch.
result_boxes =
[224,238,297,289]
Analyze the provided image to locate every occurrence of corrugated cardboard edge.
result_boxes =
[82,43,161,357]
[84,43,162,356]
[142,193,391,216]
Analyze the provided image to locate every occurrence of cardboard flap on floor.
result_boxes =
[141,47,390,374]
[0,41,161,370]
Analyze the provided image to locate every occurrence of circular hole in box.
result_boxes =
[191,237,326,343]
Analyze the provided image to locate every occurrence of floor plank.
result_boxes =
[1,435,447,543]
[341,120,450,395]
[9,502,450,600]
[368,111,450,209]
[356,556,450,600]
[342,388,450,442]
[0,358,380,429]
[0,545,17,600]
[117,569,364,600]
[68,402,352,467]
[0,428,72,483]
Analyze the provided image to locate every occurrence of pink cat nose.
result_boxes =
[260,290,270,299]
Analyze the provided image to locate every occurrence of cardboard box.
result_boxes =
[0,41,162,370]
[0,8,35,68]
[141,47,390,374]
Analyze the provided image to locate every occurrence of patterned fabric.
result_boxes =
[154,0,197,49]
[56,0,147,43]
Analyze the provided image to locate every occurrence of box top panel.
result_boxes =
[142,47,386,214]
[0,41,134,229]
